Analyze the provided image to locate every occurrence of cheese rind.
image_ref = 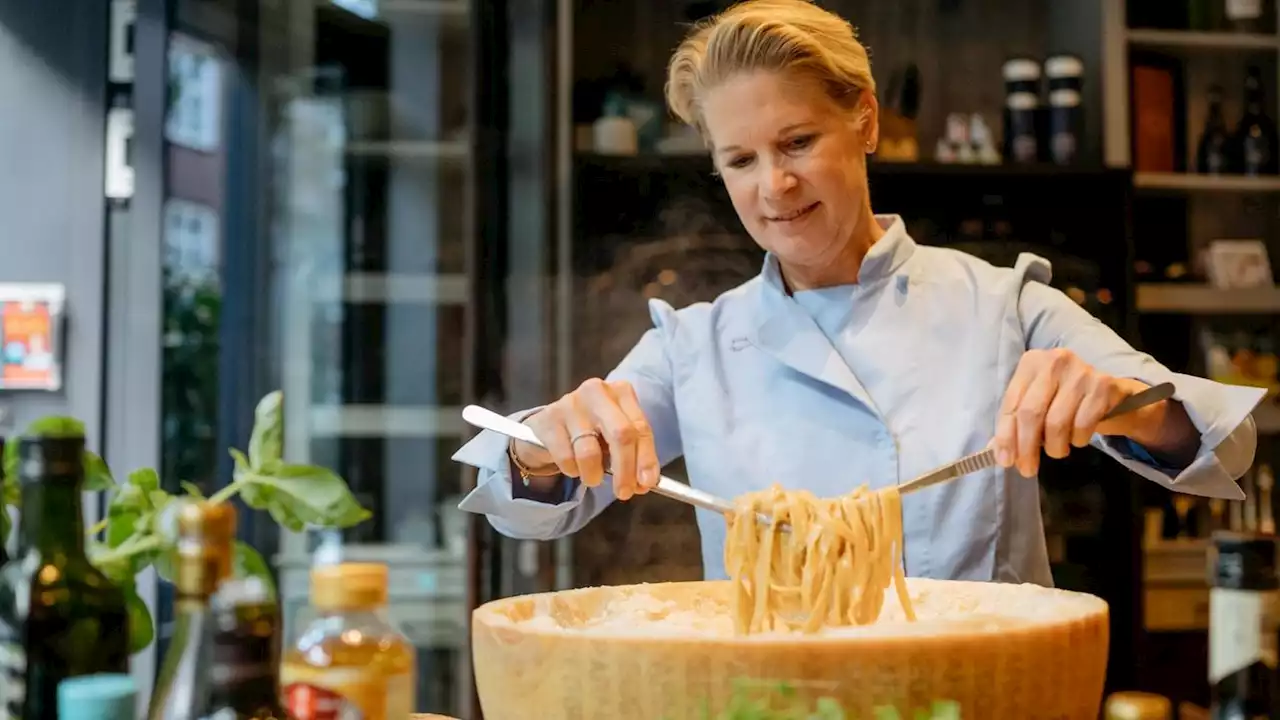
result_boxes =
[472,578,1110,719]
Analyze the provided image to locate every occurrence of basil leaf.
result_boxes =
[235,462,370,532]
[123,580,154,654]
[82,450,115,491]
[234,541,276,600]
[180,481,205,499]
[247,390,284,470]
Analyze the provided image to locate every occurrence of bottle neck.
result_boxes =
[18,479,85,555]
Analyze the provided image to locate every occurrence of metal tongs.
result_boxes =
[461,381,1175,526]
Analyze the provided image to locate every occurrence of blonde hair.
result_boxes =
[665,0,876,135]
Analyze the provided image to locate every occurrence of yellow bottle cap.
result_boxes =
[1105,691,1171,720]
[311,562,389,610]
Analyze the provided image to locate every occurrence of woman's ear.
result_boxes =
[856,90,880,154]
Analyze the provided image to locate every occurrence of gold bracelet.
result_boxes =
[508,439,558,486]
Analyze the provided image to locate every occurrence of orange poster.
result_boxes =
[0,293,60,390]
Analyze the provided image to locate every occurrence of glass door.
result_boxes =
[260,1,475,715]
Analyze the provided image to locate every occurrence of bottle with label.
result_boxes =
[1208,532,1280,719]
[1198,85,1233,174]
[204,574,291,720]
[147,500,236,720]
[1234,66,1280,175]
[0,435,129,720]
[282,563,416,720]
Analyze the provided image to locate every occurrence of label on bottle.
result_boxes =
[283,668,414,720]
[0,641,26,720]
[1210,587,1279,683]
[1227,0,1263,20]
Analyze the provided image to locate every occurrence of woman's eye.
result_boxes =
[785,135,816,151]
[727,155,753,169]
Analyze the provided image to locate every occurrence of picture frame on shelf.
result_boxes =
[1205,239,1273,289]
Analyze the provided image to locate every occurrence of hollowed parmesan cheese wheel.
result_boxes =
[472,578,1109,719]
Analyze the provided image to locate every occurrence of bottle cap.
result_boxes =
[311,562,389,610]
[175,501,237,597]
[57,674,137,720]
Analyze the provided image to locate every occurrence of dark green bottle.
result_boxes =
[0,434,130,719]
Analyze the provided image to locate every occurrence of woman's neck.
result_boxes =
[780,211,886,292]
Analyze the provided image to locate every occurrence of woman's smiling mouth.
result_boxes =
[766,202,820,223]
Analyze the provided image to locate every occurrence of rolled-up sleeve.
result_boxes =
[1019,279,1265,501]
[451,300,686,540]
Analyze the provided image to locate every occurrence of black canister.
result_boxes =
[1045,54,1084,165]
[1002,57,1041,164]
[1209,532,1280,720]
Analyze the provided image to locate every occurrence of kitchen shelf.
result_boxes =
[312,272,469,304]
[380,0,468,15]
[1134,172,1280,192]
[1127,28,1280,53]
[309,405,466,438]
[346,139,470,160]
[1135,283,1280,313]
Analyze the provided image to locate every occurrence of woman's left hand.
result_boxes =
[993,348,1153,478]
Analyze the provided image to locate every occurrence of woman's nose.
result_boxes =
[762,163,798,197]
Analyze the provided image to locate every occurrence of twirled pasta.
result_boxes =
[724,484,916,634]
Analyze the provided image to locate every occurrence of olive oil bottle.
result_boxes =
[0,435,129,720]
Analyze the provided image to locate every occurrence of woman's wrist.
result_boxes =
[508,439,562,491]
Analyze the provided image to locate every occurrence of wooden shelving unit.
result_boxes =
[1135,283,1280,312]
[1133,171,1280,192]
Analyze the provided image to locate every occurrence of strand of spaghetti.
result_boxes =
[725,484,916,634]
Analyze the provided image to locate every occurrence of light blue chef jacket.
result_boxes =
[453,215,1264,587]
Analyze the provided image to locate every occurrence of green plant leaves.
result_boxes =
[248,390,284,469]
[234,541,276,600]
[231,449,370,533]
[3,389,369,657]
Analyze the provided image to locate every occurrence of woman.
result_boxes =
[454,0,1263,587]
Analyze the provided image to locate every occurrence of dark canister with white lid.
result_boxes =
[1045,54,1084,165]
[1002,57,1041,164]
[1209,531,1280,720]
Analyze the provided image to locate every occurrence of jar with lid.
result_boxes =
[281,563,416,720]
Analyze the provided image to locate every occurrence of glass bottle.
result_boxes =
[282,563,416,720]
[0,435,129,720]
[205,576,291,719]
[147,500,237,720]
[1233,66,1279,176]
[1197,84,1233,174]
[1208,532,1280,719]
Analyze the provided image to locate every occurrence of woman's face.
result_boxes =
[701,71,877,283]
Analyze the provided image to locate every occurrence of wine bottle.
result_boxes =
[1198,85,1233,174]
[1209,532,1280,719]
[1233,66,1279,176]
[147,501,237,720]
[0,435,130,720]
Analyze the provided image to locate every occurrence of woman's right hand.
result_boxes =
[511,378,660,501]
